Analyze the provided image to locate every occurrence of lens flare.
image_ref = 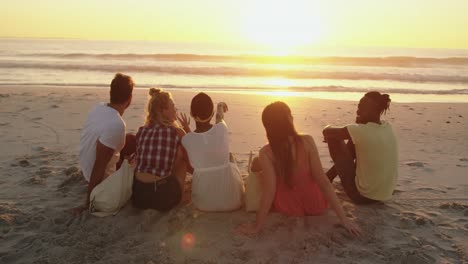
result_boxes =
[181,233,195,250]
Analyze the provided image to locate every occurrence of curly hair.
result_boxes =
[364,91,391,115]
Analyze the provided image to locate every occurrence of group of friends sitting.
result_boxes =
[74,73,398,236]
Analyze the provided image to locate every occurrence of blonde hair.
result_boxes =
[145,88,175,127]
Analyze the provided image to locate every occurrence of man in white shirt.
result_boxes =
[73,73,134,214]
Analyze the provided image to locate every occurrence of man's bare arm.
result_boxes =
[86,141,115,206]
[322,126,351,142]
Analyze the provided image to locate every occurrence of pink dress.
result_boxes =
[272,139,329,216]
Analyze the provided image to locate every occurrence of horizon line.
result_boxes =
[1,36,468,51]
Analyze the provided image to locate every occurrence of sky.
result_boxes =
[1,0,467,50]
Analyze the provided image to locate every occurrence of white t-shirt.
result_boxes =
[183,122,230,169]
[79,103,126,182]
[347,121,398,201]
[182,121,244,211]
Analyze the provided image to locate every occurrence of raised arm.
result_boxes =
[175,127,194,175]
[215,102,228,124]
[236,146,276,235]
[177,113,191,133]
[304,135,361,236]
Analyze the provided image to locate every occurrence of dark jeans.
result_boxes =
[326,139,378,204]
[116,133,136,170]
[132,176,182,211]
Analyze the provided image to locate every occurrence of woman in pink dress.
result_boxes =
[237,101,361,236]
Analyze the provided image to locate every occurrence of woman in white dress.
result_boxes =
[179,92,244,211]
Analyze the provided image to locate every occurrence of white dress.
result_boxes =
[181,121,244,211]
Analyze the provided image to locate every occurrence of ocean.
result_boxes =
[1,38,468,102]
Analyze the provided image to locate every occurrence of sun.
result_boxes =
[242,0,325,55]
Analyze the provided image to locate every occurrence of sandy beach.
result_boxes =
[0,85,467,263]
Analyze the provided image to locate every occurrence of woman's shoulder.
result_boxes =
[297,134,317,151]
[259,144,273,159]
[298,134,314,142]
[136,125,148,133]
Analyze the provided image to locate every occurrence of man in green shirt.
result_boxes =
[323,91,398,204]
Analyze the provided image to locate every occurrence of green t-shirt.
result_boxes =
[347,121,398,201]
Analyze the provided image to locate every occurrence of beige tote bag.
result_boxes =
[89,160,134,217]
[245,152,262,212]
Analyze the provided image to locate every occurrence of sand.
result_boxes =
[0,85,467,264]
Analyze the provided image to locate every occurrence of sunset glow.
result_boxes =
[242,0,324,54]
[1,0,468,49]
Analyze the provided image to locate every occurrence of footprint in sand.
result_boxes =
[400,211,435,228]
[31,117,42,121]
[57,170,85,190]
[19,107,30,112]
[17,159,31,167]
[417,187,435,191]
[36,167,53,178]
[64,166,79,176]
[229,249,253,262]
[0,203,21,230]
[416,187,446,194]
[32,146,46,152]
[21,176,46,186]
[439,202,468,211]
[37,159,50,165]
[405,161,426,168]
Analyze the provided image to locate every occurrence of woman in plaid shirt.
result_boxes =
[132,88,187,211]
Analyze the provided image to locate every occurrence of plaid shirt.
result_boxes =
[135,124,180,177]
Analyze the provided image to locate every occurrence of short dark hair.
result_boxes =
[110,73,134,104]
[190,92,214,120]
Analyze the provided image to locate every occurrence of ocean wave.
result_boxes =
[2,82,467,95]
[16,53,468,67]
[1,61,468,84]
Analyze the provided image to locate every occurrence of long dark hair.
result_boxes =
[262,102,299,187]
